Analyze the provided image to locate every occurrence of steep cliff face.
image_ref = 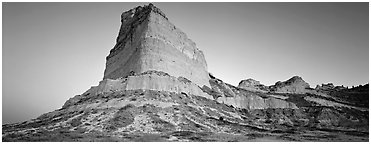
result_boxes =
[103,4,210,88]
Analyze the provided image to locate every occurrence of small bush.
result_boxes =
[71,118,82,127]
[219,117,224,121]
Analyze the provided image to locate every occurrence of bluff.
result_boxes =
[2,4,368,142]
[103,4,210,88]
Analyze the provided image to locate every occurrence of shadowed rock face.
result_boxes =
[103,4,210,88]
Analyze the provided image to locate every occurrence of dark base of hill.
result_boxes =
[3,128,368,142]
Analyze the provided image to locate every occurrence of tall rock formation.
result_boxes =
[2,4,368,142]
[103,4,210,88]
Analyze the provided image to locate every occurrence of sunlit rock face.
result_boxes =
[238,78,269,92]
[84,71,212,99]
[103,4,210,88]
[2,4,369,142]
[238,78,261,89]
[272,76,310,94]
[205,76,298,110]
[216,94,298,110]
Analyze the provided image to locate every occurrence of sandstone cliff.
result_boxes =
[103,4,210,88]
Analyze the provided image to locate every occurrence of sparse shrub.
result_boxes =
[91,109,98,114]
[219,117,224,121]
[121,104,135,111]
[105,125,116,132]
[128,71,136,76]
[71,118,82,127]
[106,104,136,132]
[264,119,272,123]
[107,112,134,131]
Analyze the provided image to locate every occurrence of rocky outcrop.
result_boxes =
[81,4,213,100]
[239,79,260,88]
[103,4,210,88]
[83,70,213,99]
[315,83,335,91]
[205,77,298,110]
[238,78,268,92]
[272,76,310,94]
[217,94,298,110]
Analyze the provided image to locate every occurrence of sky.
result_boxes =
[2,2,369,124]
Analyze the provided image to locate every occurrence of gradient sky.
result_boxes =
[3,2,369,124]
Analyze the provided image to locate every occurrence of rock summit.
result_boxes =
[104,4,210,88]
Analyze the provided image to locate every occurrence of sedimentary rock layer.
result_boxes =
[217,94,298,110]
[103,4,210,88]
[205,76,298,110]
[84,71,212,99]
